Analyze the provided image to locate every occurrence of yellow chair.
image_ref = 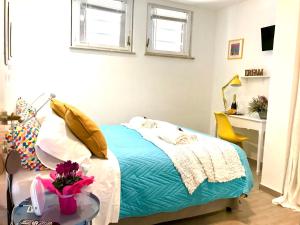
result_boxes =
[214,112,248,148]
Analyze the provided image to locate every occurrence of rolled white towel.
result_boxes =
[142,119,158,128]
[158,128,198,145]
[128,116,146,128]
[128,117,158,129]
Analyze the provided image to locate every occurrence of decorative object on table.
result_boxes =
[226,94,238,115]
[227,38,244,59]
[248,95,268,119]
[30,178,46,216]
[38,161,94,215]
[245,69,264,76]
[231,94,238,110]
[222,74,242,111]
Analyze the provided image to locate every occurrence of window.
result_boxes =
[146,4,193,58]
[71,0,134,52]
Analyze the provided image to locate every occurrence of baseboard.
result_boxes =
[259,184,282,197]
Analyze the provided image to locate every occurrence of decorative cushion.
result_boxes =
[11,125,47,171]
[36,112,92,169]
[16,97,40,128]
[50,99,67,118]
[50,99,108,159]
[5,97,48,171]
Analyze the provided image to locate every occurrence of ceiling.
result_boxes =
[168,0,245,10]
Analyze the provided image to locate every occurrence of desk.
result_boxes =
[228,115,266,175]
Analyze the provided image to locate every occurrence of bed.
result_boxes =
[8,124,253,224]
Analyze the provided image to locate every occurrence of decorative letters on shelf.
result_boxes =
[245,69,264,76]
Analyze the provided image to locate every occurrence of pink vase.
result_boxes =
[58,194,77,215]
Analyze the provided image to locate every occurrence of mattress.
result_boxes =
[101,125,253,219]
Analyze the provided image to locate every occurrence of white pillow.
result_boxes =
[35,146,64,170]
[36,112,92,169]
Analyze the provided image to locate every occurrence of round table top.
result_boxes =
[12,192,100,225]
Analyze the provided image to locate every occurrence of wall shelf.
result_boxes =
[241,76,270,79]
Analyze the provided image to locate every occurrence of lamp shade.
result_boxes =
[230,75,241,86]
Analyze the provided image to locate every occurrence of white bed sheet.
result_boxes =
[12,150,120,225]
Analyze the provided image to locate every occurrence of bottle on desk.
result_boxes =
[227,94,238,115]
[231,94,237,110]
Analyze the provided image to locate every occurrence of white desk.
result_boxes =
[228,115,266,174]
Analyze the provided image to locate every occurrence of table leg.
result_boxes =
[256,129,264,175]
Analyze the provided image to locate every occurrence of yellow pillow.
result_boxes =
[50,99,107,159]
[50,99,67,118]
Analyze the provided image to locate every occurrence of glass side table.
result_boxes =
[11,192,100,225]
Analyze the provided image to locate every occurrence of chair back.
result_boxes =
[214,112,236,140]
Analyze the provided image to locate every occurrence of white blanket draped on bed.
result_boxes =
[85,151,121,225]
[12,150,121,225]
[124,124,245,194]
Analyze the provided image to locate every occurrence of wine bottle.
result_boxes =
[231,94,237,110]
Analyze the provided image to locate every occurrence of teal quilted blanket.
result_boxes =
[101,125,253,218]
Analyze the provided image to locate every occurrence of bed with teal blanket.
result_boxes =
[101,125,253,220]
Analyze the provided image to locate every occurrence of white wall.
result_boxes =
[261,0,300,193]
[210,0,300,194]
[209,0,276,160]
[210,0,276,135]
[7,0,216,132]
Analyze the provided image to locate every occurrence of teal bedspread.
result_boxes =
[101,125,253,218]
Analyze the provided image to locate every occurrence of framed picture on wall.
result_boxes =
[227,38,244,60]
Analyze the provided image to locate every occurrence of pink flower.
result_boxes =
[56,160,80,177]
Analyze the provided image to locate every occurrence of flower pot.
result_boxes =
[258,111,267,119]
[58,194,77,215]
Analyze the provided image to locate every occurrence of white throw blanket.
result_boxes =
[125,124,245,194]
[85,151,121,225]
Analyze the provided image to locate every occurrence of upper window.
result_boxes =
[146,4,193,58]
[71,0,134,52]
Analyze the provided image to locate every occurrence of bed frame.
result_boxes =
[111,198,238,225]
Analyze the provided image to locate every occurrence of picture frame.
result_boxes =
[227,38,244,60]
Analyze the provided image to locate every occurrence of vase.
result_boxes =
[258,111,267,119]
[58,194,77,215]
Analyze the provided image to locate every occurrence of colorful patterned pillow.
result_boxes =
[16,97,40,128]
[5,97,48,171]
[10,125,47,171]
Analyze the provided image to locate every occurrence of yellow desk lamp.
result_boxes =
[222,74,241,111]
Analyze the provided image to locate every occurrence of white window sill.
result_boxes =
[145,52,194,60]
[70,45,136,55]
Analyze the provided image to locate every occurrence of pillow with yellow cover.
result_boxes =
[50,99,107,159]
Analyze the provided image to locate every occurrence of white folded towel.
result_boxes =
[127,116,158,129]
[158,129,198,145]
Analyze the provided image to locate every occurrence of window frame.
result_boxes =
[145,3,193,59]
[71,0,135,53]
